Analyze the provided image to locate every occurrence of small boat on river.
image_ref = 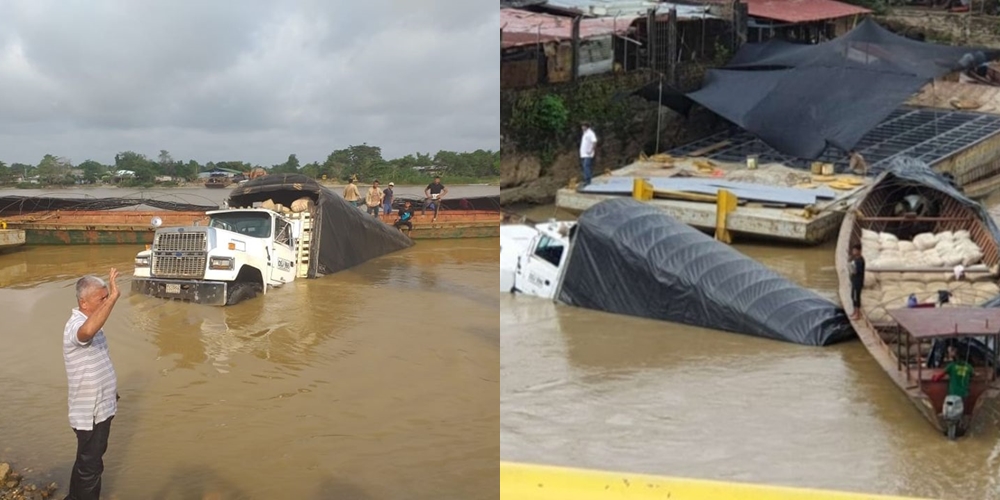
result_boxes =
[205,174,233,189]
[835,158,1000,438]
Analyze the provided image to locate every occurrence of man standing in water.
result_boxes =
[579,121,597,187]
[64,269,121,500]
[848,243,865,320]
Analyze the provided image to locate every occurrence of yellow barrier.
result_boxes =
[714,188,737,244]
[632,178,654,202]
[500,461,932,500]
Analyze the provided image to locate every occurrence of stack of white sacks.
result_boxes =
[861,228,983,270]
[858,229,999,323]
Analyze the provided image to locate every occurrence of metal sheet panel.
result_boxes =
[580,176,838,206]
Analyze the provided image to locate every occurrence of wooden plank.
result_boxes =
[687,140,731,157]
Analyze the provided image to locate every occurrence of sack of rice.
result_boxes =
[874,256,905,269]
[897,240,917,253]
[954,229,971,241]
[880,240,899,252]
[864,271,878,289]
[880,272,905,283]
[861,228,879,241]
[922,252,945,268]
[947,281,968,292]
[861,289,883,305]
[934,243,956,258]
[898,279,926,292]
[862,248,880,263]
[913,232,938,250]
[925,281,950,294]
[973,281,1000,296]
[290,197,312,213]
[942,254,964,268]
[261,199,276,211]
[938,230,955,242]
[867,307,888,323]
[879,232,898,244]
[962,249,983,267]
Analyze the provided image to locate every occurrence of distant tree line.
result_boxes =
[0,144,500,187]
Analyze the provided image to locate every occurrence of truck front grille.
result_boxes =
[151,231,207,279]
[155,232,207,253]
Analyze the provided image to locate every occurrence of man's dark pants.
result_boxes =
[581,157,594,185]
[395,220,413,232]
[851,278,863,310]
[65,416,113,500]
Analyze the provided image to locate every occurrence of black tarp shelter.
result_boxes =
[637,18,997,159]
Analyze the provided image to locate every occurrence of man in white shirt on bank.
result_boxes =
[579,121,597,188]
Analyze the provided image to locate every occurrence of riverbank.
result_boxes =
[0,179,501,191]
[0,462,57,500]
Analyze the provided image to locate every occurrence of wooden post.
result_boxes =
[734,1,749,51]
[666,8,678,87]
[571,16,581,81]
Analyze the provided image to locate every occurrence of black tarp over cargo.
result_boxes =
[227,174,413,278]
[557,199,855,346]
[652,18,997,159]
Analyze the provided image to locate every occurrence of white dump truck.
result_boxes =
[132,206,314,306]
[500,218,576,300]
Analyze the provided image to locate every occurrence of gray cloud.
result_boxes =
[0,0,499,166]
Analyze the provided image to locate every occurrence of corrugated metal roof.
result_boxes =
[542,0,716,18]
[501,8,638,48]
[744,0,870,23]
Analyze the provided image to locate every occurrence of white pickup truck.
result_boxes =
[500,219,576,300]
[132,207,312,306]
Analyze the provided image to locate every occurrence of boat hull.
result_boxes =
[836,165,1000,436]
[377,210,500,239]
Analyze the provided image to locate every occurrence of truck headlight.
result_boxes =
[134,256,150,267]
[210,257,235,270]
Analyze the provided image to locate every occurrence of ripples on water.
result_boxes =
[0,239,498,499]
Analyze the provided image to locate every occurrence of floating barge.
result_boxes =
[556,160,862,245]
[2,210,210,244]
[0,193,501,245]
[0,228,25,250]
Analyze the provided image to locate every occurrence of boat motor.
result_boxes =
[942,395,964,440]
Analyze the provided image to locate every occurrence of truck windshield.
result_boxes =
[209,212,272,238]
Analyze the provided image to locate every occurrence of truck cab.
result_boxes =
[500,220,575,300]
[132,208,306,306]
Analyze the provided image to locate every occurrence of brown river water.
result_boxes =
[502,204,1000,500]
[0,186,499,499]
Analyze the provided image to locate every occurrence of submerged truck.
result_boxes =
[132,173,413,306]
[132,207,313,305]
[500,198,854,347]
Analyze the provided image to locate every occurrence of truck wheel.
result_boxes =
[226,282,261,306]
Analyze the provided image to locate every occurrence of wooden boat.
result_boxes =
[2,210,209,244]
[205,175,232,189]
[836,166,1000,437]
[378,209,500,239]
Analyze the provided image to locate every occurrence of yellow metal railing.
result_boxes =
[500,462,932,500]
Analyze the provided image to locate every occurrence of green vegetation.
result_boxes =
[0,145,500,188]
[505,73,648,166]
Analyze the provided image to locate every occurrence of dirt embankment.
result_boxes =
[879,9,1000,48]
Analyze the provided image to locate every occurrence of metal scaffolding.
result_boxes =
[668,107,1000,174]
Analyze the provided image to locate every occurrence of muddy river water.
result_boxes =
[0,185,498,499]
[502,204,1000,500]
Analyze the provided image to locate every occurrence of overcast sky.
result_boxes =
[0,0,499,167]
